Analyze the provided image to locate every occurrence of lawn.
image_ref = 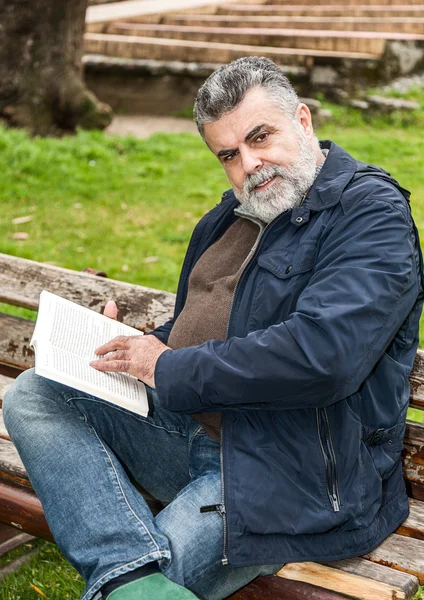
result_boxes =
[1,93,424,599]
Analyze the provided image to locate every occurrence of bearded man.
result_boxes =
[4,57,424,600]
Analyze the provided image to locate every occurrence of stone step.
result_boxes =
[262,0,424,5]
[86,0,231,24]
[217,4,424,18]
[84,32,380,64]
[107,23,389,55]
[132,14,424,35]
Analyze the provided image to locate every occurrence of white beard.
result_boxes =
[235,133,319,223]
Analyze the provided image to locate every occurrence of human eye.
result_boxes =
[254,131,269,144]
[223,150,239,163]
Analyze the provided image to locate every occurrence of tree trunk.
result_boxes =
[0,0,113,135]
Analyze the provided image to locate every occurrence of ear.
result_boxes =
[296,103,314,139]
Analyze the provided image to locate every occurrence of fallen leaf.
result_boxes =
[12,215,33,225]
[143,256,159,264]
[12,232,29,240]
[30,583,47,598]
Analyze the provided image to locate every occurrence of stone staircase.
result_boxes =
[83,0,424,112]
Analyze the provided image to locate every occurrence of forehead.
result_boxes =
[203,87,293,153]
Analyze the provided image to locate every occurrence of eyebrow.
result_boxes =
[217,124,266,159]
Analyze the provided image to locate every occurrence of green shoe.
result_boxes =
[106,573,198,599]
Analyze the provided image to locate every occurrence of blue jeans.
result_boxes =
[3,369,281,600]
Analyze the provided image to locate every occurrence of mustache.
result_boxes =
[245,165,286,194]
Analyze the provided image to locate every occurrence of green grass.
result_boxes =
[2,89,424,598]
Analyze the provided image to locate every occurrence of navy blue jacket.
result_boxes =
[153,141,424,566]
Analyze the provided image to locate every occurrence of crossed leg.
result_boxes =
[3,369,280,600]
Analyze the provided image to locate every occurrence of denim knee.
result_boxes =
[3,368,44,436]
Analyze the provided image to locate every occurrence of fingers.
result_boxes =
[95,335,130,356]
[90,358,130,373]
[103,300,118,320]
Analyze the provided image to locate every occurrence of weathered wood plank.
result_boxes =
[409,351,424,410]
[0,374,14,409]
[0,315,35,371]
[0,438,29,488]
[364,533,424,584]
[0,411,9,441]
[324,557,419,599]
[277,561,410,599]
[0,523,34,557]
[227,575,352,599]
[403,421,424,500]
[0,253,175,330]
[396,498,424,541]
[0,482,52,541]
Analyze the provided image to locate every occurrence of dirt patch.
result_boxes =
[106,115,198,139]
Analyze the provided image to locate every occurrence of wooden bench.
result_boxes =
[1,251,424,600]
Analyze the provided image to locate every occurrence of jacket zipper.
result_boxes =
[219,435,228,565]
[200,430,228,565]
[316,407,340,512]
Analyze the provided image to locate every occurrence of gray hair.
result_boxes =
[193,57,299,139]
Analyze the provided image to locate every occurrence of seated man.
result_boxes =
[4,56,423,600]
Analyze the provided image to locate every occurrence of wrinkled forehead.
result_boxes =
[203,88,298,154]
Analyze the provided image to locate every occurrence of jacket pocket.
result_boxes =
[316,407,341,512]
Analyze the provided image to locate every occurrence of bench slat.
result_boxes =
[0,253,174,329]
[0,438,29,488]
[409,351,424,410]
[396,497,424,540]
[0,314,35,371]
[0,522,35,557]
[403,421,424,500]
[364,533,424,584]
[0,374,13,409]
[323,557,419,599]
[0,482,52,541]
[277,561,411,599]
[227,575,353,599]
[0,413,8,441]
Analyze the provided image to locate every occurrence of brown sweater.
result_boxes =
[167,216,260,442]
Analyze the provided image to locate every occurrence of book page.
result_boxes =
[32,291,149,416]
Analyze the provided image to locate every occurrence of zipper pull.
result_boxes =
[200,504,221,513]
[200,504,226,514]
[332,494,340,512]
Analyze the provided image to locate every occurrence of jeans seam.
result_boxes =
[89,424,165,556]
[81,552,166,600]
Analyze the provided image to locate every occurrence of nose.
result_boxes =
[240,147,263,175]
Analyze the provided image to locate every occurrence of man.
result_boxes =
[4,57,423,600]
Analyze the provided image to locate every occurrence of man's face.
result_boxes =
[203,87,320,222]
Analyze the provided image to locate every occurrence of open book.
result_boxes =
[30,290,149,417]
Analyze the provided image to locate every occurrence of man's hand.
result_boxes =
[90,334,169,388]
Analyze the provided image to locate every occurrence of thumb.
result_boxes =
[103,300,118,320]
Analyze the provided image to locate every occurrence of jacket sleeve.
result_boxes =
[154,193,421,413]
